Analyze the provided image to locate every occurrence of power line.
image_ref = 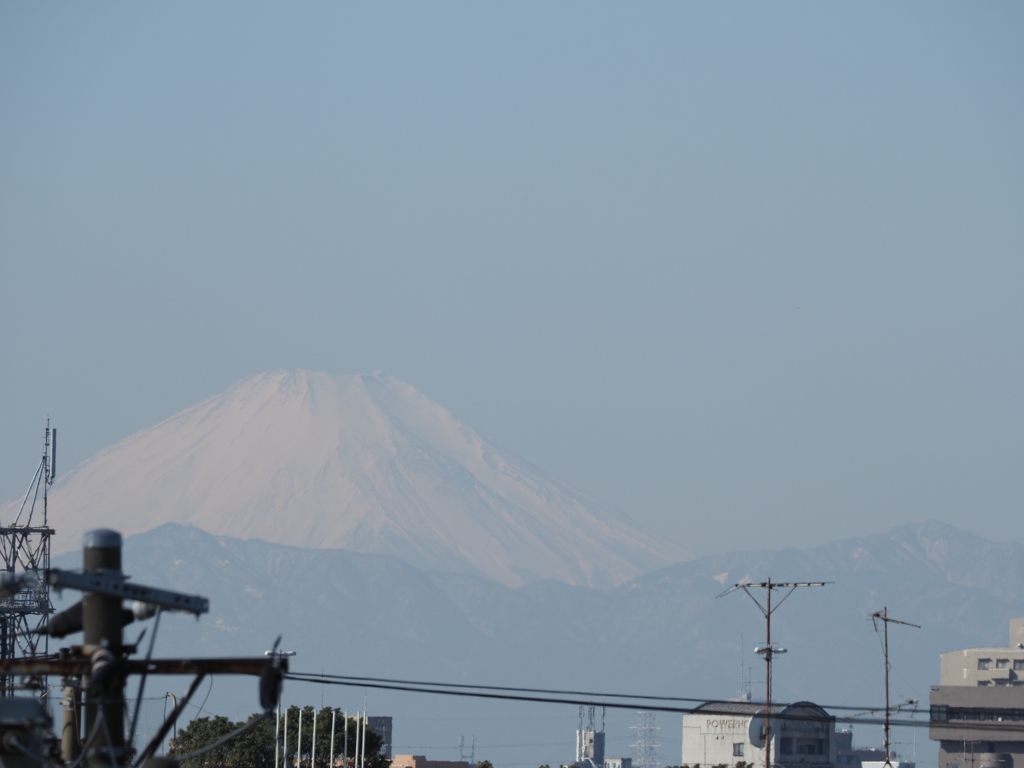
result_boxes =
[286,671,891,714]
[283,673,947,729]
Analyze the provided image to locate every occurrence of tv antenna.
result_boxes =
[871,607,920,768]
[718,578,830,768]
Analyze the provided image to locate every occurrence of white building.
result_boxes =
[682,701,836,768]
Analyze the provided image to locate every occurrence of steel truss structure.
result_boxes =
[0,423,56,695]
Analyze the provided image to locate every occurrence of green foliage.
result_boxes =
[476,762,493,768]
[168,708,389,768]
[168,715,276,768]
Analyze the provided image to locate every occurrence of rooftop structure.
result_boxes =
[391,757,469,768]
[682,701,835,768]
[930,619,1024,768]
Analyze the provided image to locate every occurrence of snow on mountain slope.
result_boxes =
[5,370,692,587]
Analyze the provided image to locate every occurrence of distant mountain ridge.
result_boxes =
[3,370,692,587]
[51,519,1020,768]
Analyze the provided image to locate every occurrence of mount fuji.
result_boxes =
[5,370,692,587]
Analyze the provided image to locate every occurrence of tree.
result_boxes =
[168,716,239,768]
[168,708,390,768]
[169,713,275,768]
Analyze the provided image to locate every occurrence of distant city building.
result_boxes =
[577,729,605,768]
[835,731,914,768]
[682,701,835,768]
[368,716,393,759]
[604,758,632,768]
[391,757,468,768]
[930,619,1024,768]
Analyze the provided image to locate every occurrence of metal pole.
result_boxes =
[361,713,366,768]
[330,710,337,768]
[312,710,318,768]
[765,578,772,768]
[299,709,304,768]
[284,709,289,768]
[869,607,919,768]
[357,712,363,768]
[883,609,891,767]
[82,529,125,767]
[344,712,348,768]
[276,704,281,768]
[61,679,82,763]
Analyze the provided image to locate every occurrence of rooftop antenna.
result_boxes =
[718,578,830,768]
[871,607,920,768]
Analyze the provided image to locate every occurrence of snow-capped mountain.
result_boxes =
[6,370,692,587]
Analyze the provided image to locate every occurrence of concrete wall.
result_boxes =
[940,620,1024,688]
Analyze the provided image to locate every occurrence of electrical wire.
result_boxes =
[128,607,163,750]
[285,672,958,730]
[196,676,214,717]
[134,673,209,767]
[286,670,920,714]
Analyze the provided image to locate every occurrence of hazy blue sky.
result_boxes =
[2,3,1021,555]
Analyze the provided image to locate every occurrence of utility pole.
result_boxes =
[871,607,920,768]
[82,529,126,767]
[264,651,296,768]
[0,526,285,768]
[718,579,830,768]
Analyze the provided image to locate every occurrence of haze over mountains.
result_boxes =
[51,520,1020,768]
[3,370,691,588]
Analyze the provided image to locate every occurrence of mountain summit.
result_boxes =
[14,370,691,587]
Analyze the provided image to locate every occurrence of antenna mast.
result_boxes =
[0,422,56,696]
[871,607,920,768]
[718,578,830,768]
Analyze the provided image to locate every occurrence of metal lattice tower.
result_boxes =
[630,711,660,768]
[0,423,56,695]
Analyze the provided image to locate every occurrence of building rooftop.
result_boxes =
[693,701,784,715]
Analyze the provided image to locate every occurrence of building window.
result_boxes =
[781,738,793,755]
[997,659,1009,669]
[1014,660,1024,670]
[979,681,992,686]
[979,659,992,670]
[733,744,745,757]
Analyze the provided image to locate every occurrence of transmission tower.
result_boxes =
[459,735,475,768]
[0,422,56,695]
[630,711,660,768]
